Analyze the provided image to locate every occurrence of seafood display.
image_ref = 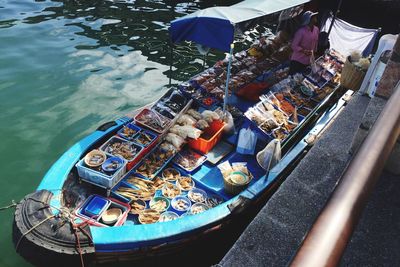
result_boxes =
[188,189,207,203]
[84,150,106,168]
[138,209,160,224]
[273,128,288,140]
[130,199,146,215]
[75,43,343,230]
[115,185,155,201]
[190,203,209,215]
[152,177,165,190]
[151,89,189,119]
[159,211,179,222]
[173,149,207,172]
[260,119,280,133]
[162,183,181,199]
[118,125,139,140]
[135,108,171,134]
[125,175,154,192]
[101,137,140,161]
[134,132,155,146]
[171,196,191,212]
[162,168,180,181]
[150,197,169,212]
[136,147,175,178]
[206,195,224,208]
[177,176,194,191]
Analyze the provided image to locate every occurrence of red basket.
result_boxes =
[188,120,225,154]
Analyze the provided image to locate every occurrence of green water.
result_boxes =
[0,0,268,266]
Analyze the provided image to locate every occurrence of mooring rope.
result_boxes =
[15,214,56,252]
[71,219,86,267]
[14,196,93,267]
[0,200,17,211]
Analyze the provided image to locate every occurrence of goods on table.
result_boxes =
[173,149,206,172]
[138,209,160,224]
[162,182,181,199]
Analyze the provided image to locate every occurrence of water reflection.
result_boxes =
[0,0,252,81]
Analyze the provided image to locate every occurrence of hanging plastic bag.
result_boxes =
[310,50,318,74]
[236,128,257,155]
[222,110,235,135]
[256,139,281,171]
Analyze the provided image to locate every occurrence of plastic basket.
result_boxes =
[100,136,144,171]
[223,172,252,195]
[188,120,225,154]
[340,56,366,91]
[76,156,127,189]
[75,196,130,227]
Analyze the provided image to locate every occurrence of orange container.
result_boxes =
[188,120,225,154]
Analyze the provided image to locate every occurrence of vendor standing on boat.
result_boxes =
[289,11,319,75]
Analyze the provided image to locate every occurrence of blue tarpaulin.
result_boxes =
[169,0,310,52]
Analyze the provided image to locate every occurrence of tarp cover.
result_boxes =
[170,0,309,52]
[322,16,379,57]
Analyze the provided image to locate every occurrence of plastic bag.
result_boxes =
[256,139,281,171]
[217,161,233,179]
[169,125,187,139]
[310,50,318,74]
[186,109,202,120]
[177,114,197,126]
[165,133,185,150]
[160,141,178,154]
[222,110,235,135]
[180,125,202,139]
[236,128,257,155]
[201,110,220,123]
[195,119,209,130]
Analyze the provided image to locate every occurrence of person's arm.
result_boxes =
[291,28,304,54]
[314,27,320,52]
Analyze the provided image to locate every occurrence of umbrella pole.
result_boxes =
[223,43,234,112]
[169,42,173,86]
[203,53,207,71]
[327,0,343,36]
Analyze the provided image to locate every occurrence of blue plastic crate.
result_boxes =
[75,155,127,189]
[81,195,110,218]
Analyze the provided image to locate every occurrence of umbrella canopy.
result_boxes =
[170,0,309,52]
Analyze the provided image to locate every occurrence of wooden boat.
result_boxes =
[12,1,351,266]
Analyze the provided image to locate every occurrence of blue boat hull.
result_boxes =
[12,86,351,266]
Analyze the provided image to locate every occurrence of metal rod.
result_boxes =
[290,84,400,267]
[203,53,207,71]
[327,0,343,36]
[223,43,234,112]
[169,42,173,86]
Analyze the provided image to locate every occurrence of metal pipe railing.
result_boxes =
[290,84,400,267]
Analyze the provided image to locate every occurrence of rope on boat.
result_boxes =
[71,219,85,267]
[18,196,94,267]
[0,200,17,211]
[15,214,56,252]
